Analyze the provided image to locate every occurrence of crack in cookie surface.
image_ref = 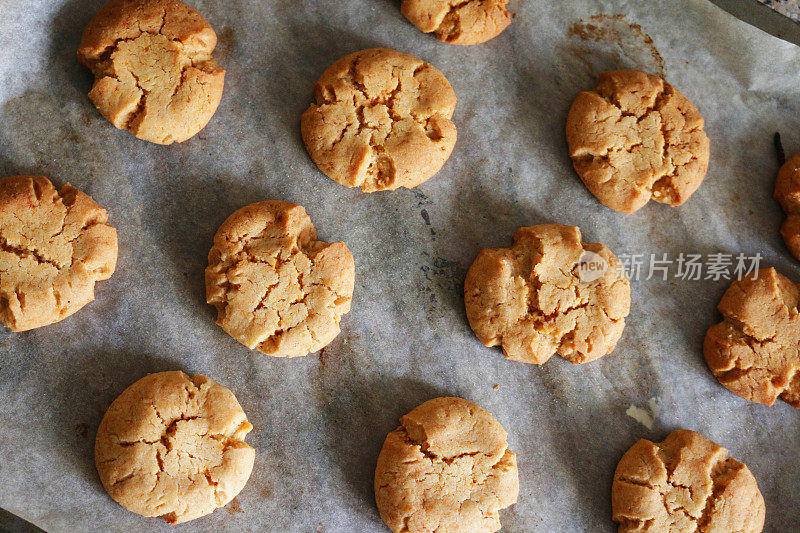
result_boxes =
[774,152,800,261]
[205,200,354,357]
[301,48,457,192]
[401,0,512,45]
[77,0,225,144]
[704,267,800,407]
[464,224,630,365]
[566,70,710,214]
[0,175,117,331]
[95,371,255,524]
[612,430,765,533]
[374,397,519,533]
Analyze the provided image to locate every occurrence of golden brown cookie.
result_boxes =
[95,371,255,524]
[0,175,117,332]
[566,70,710,214]
[612,430,765,533]
[464,224,630,365]
[774,152,800,260]
[374,397,519,533]
[301,48,457,192]
[704,267,800,407]
[205,200,354,357]
[401,0,512,45]
[77,0,225,144]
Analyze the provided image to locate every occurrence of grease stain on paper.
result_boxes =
[556,14,665,90]
[226,496,244,514]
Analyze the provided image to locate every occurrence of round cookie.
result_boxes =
[77,0,225,144]
[374,397,519,533]
[774,152,800,260]
[464,224,630,364]
[301,48,457,192]
[612,429,765,532]
[401,0,512,45]
[205,200,354,357]
[0,175,117,332]
[95,371,255,524]
[566,70,710,214]
[704,267,800,407]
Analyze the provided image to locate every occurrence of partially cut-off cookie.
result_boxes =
[0,175,117,331]
[301,48,457,192]
[612,430,765,532]
[95,371,255,524]
[464,224,630,364]
[401,0,512,45]
[567,70,710,214]
[205,200,354,357]
[704,267,800,407]
[774,152,800,260]
[77,0,225,144]
[375,397,519,533]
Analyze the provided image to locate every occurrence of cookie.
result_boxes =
[95,371,255,524]
[205,200,354,357]
[612,429,765,532]
[566,70,710,214]
[774,152,800,260]
[401,0,512,45]
[301,48,457,192]
[464,224,630,364]
[0,175,117,332]
[704,267,800,407]
[374,397,518,533]
[77,0,225,144]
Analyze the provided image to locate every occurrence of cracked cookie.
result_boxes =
[464,224,630,365]
[612,429,765,532]
[566,70,710,214]
[401,0,512,45]
[301,48,457,192]
[95,371,255,524]
[205,200,354,357]
[375,397,518,533]
[704,267,800,407]
[77,0,225,144]
[774,152,800,261]
[0,175,117,332]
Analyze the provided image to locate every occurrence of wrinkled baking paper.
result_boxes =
[1,0,799,531]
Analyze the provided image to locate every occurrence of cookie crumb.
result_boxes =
[625,396,660,429]
[625,405,653,429]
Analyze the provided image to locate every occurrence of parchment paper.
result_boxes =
[1,0,799,531]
